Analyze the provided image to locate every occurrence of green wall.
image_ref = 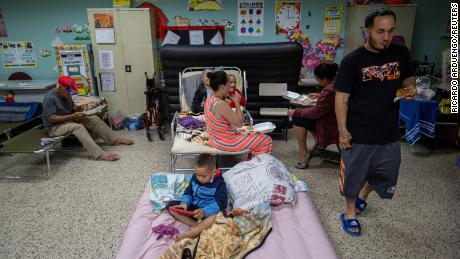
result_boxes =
[0,0,451,80]
[0,0,111,80]
[146,0,347,45]
[410,0,451,63]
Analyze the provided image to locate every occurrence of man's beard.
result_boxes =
[368,36,389,53]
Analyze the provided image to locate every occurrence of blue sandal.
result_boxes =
[339,213,362,236]
[355,197,367,214]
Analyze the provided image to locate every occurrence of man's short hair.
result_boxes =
[196,153,216,169]
[365,8,396,28]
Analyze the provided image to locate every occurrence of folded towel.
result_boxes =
[400,100,438,145]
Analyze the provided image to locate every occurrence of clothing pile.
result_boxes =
[178,115,206,129]
[176,115,209,145]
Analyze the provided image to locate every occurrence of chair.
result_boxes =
[8,72,32,80]
[258,83,289,141]
[306,143,341,167]
[169,67,250,173]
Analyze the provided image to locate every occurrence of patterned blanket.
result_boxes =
[159,203,272,259]
[149,173,193,213]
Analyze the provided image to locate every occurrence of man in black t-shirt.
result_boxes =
[334,8,417,236]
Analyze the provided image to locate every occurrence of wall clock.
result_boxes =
[276,4,300,34]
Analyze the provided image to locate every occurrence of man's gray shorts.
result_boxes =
[339,141,401,199]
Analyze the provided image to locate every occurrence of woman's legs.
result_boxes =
[293,125,309,162]
[292,117,316,169]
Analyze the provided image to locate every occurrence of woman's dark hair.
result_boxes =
[365,8,396,28]
[207,70,228,91]
[314,62,338,81]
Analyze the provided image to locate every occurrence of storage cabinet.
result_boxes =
[87,8,158,115]
[344,4,417,54]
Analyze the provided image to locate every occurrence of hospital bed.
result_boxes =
[169,67,251,173]
[160,42,303,136]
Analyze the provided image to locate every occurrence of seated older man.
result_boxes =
[42,76,133,161]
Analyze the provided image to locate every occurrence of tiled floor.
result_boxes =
[0,129,459,258]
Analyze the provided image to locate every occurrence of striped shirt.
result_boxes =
[204,96,272,156]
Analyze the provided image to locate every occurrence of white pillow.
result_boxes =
[223,154,296,210]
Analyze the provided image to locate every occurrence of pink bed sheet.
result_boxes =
[116,185,337,259]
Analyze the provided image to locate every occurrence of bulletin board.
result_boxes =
[54,44,95,95]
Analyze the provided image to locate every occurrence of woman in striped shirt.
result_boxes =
[204,70,272,156]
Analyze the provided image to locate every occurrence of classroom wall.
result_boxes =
[410,0,451,62]
[0,0,349,80]
[148,0,347,45]
[0,0,451,80]
[0,0,111,80]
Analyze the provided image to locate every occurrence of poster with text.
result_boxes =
[54,44,95,95]
[0,41,37,68]
[238,0,264,36]
[0,9,7,37]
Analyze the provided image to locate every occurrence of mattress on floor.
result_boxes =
[116,185,338,259]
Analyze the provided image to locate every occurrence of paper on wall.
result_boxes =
[98,50,114,69]
[162,30,181,46]
[0,41,37,68]
[238,0,264,36]
[100,72,116,92]
[95,28,115,44]
[209,31,223,45]
[189,30,204,45]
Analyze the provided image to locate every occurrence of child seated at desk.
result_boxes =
[169,153,228,241]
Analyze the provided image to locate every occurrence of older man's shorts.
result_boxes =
[339,141,401,199]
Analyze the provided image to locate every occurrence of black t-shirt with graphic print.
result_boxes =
[334,43,415,145]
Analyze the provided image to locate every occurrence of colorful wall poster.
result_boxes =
[238,0,264,37]
[94,13,114,28]
[54,44,95,95]
[94,14,115,44]
[0,41,37,68]
[323,6,343,35]
[275,1,301,35]
[188,0,223,11]
[0,9,7,37]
